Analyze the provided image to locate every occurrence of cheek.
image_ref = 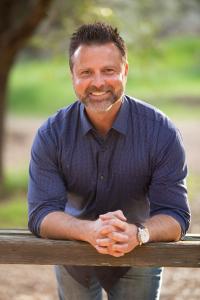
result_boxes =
[73,78,88,93]
[107,74,125,88]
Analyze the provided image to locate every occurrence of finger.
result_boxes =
[108,231,128,243]
[107,245,125,257]
[109,218,127,231]
[95,246,124,257]
[111,243,129,253]
[113,210,127,221]
[95,245,109,255]
[96,246,125,257]
[96,238,114,247]
[99,210,127,221]
[99,225,117,236]
[110,251,125,257]
[99,212,115,220]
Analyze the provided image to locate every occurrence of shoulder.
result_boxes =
[33,101,80,150]
[39,101,80,134]
[125,95,178,136]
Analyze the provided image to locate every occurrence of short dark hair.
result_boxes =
[69,22,127,71]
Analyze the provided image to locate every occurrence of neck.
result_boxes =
[85,99,122,136]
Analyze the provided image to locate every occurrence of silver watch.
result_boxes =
[136,224,150,245]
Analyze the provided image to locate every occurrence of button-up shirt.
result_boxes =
[28,95,190,290]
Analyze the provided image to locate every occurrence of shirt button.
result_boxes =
[100,175,104,180]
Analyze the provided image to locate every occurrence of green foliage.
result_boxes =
[0,197,27,228]
[0,170,28,228]
[8,37,200,120]
[1,170,28,197]
[8,58,74,116]
[28,0,200,57]
[187,173,200,202]
[127,36,200,96]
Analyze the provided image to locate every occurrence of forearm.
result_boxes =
[144,214,182,242]
[40,210,133,257]
[40,211,92,242]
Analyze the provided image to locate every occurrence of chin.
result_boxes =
[85,100,116,112]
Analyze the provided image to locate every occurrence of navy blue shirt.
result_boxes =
[28,95,190,290]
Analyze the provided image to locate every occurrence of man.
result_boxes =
[28,23,190,300]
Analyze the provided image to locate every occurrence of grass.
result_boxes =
[0,170,28,228]
[126,36,200,119]
[2,169,28,196]
[187,173,200,203]
[0,197,28,228]
[8,36,200,120]
[8,59,74,116]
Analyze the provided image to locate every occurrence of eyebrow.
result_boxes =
[77,65,119,71]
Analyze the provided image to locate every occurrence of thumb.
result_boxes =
[100,210,127,221]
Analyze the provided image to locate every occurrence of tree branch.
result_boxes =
[1,0,52,56]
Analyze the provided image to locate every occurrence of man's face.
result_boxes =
[71,43,128,113]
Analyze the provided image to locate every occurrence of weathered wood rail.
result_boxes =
[0,229,200,268]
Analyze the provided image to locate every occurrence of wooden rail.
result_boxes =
[0,229,200,268]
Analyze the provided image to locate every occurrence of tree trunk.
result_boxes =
[0,51,14,190]
[0,0,52,192]
[0,80,6,185]
[0,59,13,186]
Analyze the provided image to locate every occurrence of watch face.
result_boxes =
[138,227,149,244]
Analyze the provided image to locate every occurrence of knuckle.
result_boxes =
[114,252,124,257]
[108,232,114,239]
[123,245,129,252]
[98,248,106,254]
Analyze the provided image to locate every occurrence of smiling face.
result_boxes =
[71,42,128,113]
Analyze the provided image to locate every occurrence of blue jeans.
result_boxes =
[55,265,163,300]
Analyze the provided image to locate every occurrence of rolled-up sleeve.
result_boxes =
[28,126,67,237]
[149,127,191,235]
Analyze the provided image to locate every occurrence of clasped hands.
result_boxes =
[88,210,139,257]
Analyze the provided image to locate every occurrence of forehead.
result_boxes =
[72,43,123,68]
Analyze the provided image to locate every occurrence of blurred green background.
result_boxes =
[0,0,200,228]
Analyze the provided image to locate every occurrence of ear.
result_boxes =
[70,66,75,82]
[70,69,73,80]
[125,62,129,76]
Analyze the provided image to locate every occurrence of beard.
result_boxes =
[77,85,124,112]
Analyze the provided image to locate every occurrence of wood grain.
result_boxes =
[0,230,199,267]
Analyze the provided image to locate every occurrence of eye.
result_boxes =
[104,68,115,75]
[80,70,91,76]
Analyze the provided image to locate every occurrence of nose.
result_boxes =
[91,73,105,90]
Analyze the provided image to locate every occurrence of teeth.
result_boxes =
[91,92,106,96]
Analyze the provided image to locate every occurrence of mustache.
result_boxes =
[85,86,113,94]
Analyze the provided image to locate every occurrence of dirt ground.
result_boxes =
[0,116,199,300]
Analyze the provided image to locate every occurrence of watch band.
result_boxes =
[135,223,149,246]
[135,223,145,229]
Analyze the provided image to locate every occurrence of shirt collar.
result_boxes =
[111,96,129,136]
[79,95,129,136]
[80,103,93,135]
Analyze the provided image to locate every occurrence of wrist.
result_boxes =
[128,223,140,247]
[135,223,150,246]
[80,220,95,243]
